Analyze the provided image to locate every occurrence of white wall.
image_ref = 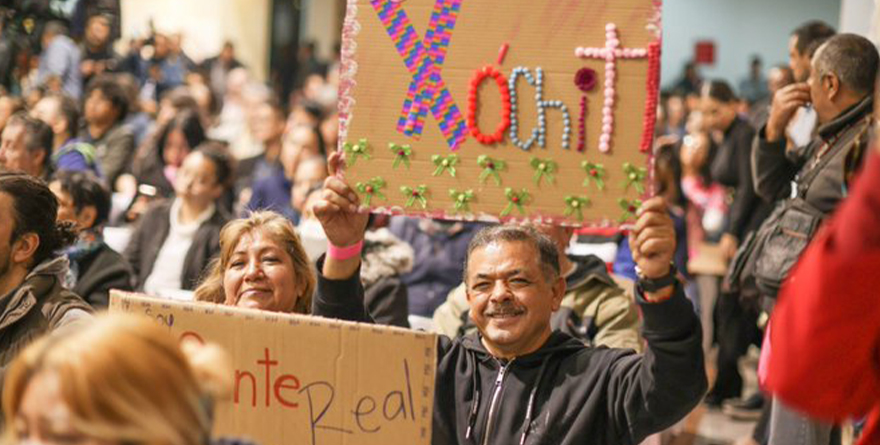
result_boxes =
[662,0,841,91]
[120,0,272,81]
[839,0,880,42]
[299,0,343,60]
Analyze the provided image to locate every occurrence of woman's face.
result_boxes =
[14,371,113,445]
[174,152,222,207]
[700,96,736,133]
[223,230,299,313]
[281,127,320,180]
[162,129,190,168]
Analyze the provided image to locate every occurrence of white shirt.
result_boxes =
[144,199,216,296]
[787,106,818,149]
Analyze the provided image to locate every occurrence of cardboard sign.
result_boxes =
[109,291,437,445]
[338,0,662,226]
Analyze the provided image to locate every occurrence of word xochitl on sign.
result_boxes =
[338,0,662,225]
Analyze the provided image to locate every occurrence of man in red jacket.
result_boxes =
[764,142,880,444]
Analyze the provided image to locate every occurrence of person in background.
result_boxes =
[679,130,727,248]
[701,80,768,408]
[739,56,769,106]
[200,40,244,99]
[79,14,120,88]
[37,21,82,99]
[763,135,880,445]
[237,98,286,198]
[49,171,132,308]
[194,211,314,314]
[290,155,327,216]
[0,172,93,374]
[672,61,703,96]
[81,75,135,189]
[3,313,258,445]
[753,33,878,445]
[319,111,339,151]
[0,113,54,181]
[124,143,233,295]
[785,21,836,149]
[133,109,207,199]
[286,100,324,132]
[437,222,642,351]
[30,92,101,175]
[117,72,154,149]
[247,118,324,222]
[749,65,794,129]
[0,95,24,135]
[389,215,482,322]
[356,216,413,328]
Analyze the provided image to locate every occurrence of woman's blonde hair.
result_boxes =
[2,313,231,445]
[194,211,315,314]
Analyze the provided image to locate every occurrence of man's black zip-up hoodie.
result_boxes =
[313,256,707,445]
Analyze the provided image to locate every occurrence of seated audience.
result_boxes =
[124,144,233,294]
[0,173,93,372]
[49,171,133,308]
[247,124,324,222]
[389,216,482,319]
[290,155,327,215]
[0,113,54,181]
[30,92,101,175]
[133,109,207,198]
[81,75,135,189]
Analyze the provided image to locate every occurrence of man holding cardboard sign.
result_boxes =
[313,152,707,444]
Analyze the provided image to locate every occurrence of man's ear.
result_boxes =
[77,205,98,230]
[825,74,841,101]
[32,150,46,174]
[12,233,39,266]
[550,276,566,312]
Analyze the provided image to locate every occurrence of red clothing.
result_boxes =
[765,152,880,445]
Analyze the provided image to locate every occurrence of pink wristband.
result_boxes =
[327,240,364,260]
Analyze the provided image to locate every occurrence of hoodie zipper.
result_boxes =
[481,359,514,445]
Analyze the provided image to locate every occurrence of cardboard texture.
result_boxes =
[109,291,437,445]
[338,0,662,226]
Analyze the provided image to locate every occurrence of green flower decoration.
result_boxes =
[400,185,429,209]
[432,154,459,177]
[355,177,386,206]
[389,143,412,169]
[618,198,642,223]
[501,188,530,217]
[581,161,607,190]
[622,162,648,194]
[564,196,592,221]
[530,157,558,186]
[477,155,506,186]
[449,189,474,212]
[343,138,371,167]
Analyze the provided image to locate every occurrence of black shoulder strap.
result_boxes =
[796,117,871,198]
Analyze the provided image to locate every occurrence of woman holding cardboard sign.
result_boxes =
[194,211,315,314]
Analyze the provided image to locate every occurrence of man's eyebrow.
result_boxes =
[474,269,524,280]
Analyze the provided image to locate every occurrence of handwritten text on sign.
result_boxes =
[110,292,437,445]
[340,0,662,224]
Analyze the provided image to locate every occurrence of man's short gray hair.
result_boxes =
[463,225,560,284]
[813,33,879,96]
